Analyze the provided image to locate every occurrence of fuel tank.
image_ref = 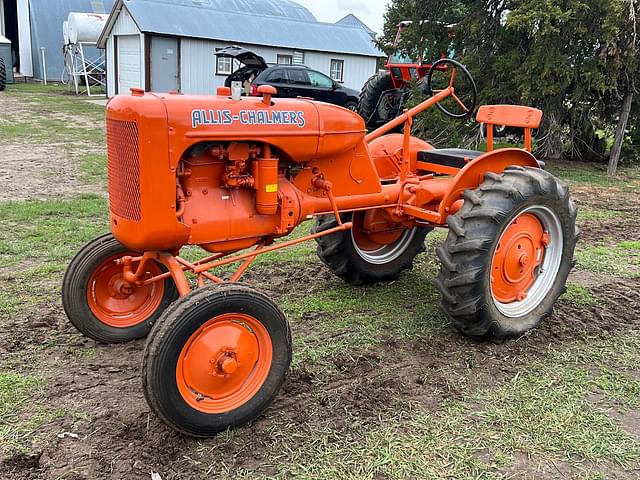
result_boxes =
[159,90,365,166]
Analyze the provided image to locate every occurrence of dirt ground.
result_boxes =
[1,84,639,480]
[0,90,105,202]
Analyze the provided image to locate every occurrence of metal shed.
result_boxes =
[0,0,115,81]
[98,0,384,97]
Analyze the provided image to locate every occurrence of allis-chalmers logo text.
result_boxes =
[191,109,306,129]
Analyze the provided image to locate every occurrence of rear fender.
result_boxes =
[368,133,433,179]
[438,148,540,218]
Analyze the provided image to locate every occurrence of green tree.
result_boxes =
[378,0,639,165]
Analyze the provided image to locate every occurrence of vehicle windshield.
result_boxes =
[389,50,417,64]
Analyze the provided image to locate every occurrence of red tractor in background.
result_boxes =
[359,20,463,129]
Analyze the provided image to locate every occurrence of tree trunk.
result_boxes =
[539,111,565,160]
[608,90,634,176]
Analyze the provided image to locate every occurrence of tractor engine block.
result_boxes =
[176,142,301,253]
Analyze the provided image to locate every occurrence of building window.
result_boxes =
[292,51,305,65]
[216,55,233,75]
[277,54,293,64]
[330,59,344,82]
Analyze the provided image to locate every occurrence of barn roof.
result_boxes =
[335,14,376,37]
[98,0,384,57]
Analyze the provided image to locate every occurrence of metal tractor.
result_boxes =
[358,20,460,129]
[63,60,577,437]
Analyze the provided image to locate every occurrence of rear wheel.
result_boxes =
[143,284,291,437]
[358,71,395,128]
[62,234,178,343]
[313,211,431,285]
[435,167,578,340]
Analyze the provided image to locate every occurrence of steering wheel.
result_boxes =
[426,58,478,119]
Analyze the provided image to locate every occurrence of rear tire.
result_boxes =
[62,233,178,343]
[313,212,431,285]
[0,58,6,92]
[434,167,578,340]
[143,284,292,437]
[358,71,394,128]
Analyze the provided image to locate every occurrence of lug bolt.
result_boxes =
[541,232,550,247]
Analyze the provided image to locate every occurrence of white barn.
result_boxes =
[97,0,383,97]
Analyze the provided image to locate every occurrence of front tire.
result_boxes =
[313,212,431,285]
[435,166,578,340]
[143,284,291,437]
[343,100,358,112]
[62,233,178,343]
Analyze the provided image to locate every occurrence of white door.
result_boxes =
[117,35,141,94]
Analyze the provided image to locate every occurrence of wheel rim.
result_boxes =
[176,313,272,414]
[346,103,358,112]
[87,253,165,328]
[491,207,563,318]
[351,212,417,265]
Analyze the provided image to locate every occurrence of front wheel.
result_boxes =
[313,211,431,285]
[62,234,178,343]
[343,100,358,112]
[143,284,292,437]
[435,166,578,340]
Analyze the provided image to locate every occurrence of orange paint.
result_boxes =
[87,252,165,328]
[491,213,546,303]
[103,76,544,303]
[175,313,272,413]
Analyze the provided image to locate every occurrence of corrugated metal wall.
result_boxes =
[180,38,377,95]
[27,0,115,80]
[105,5,142,96]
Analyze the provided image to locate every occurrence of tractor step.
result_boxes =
[417,148,483,170]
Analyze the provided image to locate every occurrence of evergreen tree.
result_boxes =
[378,0,639,166]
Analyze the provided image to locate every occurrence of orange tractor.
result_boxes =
[63,60,577,437]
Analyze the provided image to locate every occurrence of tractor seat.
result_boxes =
[417,148,483,169]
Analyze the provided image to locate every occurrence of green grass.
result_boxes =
[0,196,108,318]
[576,241,640,278]
[0,117,104,144]
[5,82,70,94]
[548,162,640,192]
[80,153,107,183]
[0,372,63,453]
[0,83,105,145]
[577,208,625,222]
[561,283,597,306]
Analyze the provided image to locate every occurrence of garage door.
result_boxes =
[117,35,141,94]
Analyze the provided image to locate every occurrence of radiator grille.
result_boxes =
[106,119,142,222]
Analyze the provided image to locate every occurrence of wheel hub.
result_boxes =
[87,254,165,328]
[350,210,417,265]
[213,350,240,376]
[491,213,547,303]
[176,313,272,413]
